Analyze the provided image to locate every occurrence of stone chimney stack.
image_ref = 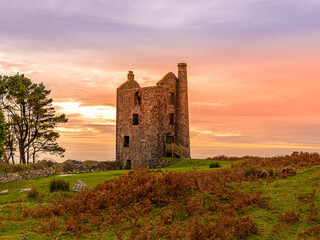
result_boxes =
[128,71,134,81]
[176,63,191,158]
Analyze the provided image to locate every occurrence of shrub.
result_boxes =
[297,189,316,202]
[62,163,75,172]
[206,155,257,162]
[269,169,275,177]
[159,209,174,225]
[302,225,320,236]
[278,211,299,224]
[0,163,30,173]
[0,162,50,174]
[306,203,320,223]
[45,192,75,203]
[27,187,44,201]
[37,159,55,168]
[49,179,70,192]
[209,162,221,168]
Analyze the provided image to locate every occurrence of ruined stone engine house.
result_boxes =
[116,63,191,169]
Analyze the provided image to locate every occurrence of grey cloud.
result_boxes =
[2,0,319,54]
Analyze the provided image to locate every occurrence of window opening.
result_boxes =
[134,92,141,105]
[169,113,174,125]
[169,92,175,105]
[133,114,139,125]
[126,160,131,169]
[124,136,129,147]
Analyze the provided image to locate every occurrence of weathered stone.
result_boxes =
[0,190,8,194]
[72,180,88,192]
[258,170,268,178]
[0,173,21,183]
[159,158,171,168]
[62,161,121,173]
[20,188,32,193]
[282,166,293,173]
[279,166,296,176]
[245,169,268,178]
[116,63,191,169]
[0,167,56,183]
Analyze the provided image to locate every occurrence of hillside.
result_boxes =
[0,154,320,239]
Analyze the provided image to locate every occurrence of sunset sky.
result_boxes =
[0,0,320,161]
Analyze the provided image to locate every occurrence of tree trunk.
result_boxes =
[19,142,26,164]
[26,145,30,164]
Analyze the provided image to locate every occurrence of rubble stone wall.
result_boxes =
[62,161,122,173]
[0,167,56,183]
[116,63,191,169]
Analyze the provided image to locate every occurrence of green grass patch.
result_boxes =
[0,158,235,239]
[0,169,130,205]
[162,157,235,171]
[49,178,70,192]
[0,158,225,205]
[1,155,319,239]
[244,166,320,239]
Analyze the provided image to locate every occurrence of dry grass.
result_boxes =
[8,152,320,239]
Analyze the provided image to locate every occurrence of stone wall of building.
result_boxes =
[158,158,172,168]
[62,161,122,173]
[176,63,191,158]
[116,63,191,169]
[117,86,165,168]
[0,167,56,183]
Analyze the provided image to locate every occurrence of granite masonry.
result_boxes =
[0,167,56,183]
[116,63,191,169]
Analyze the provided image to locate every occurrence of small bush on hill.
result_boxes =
[62,159,81,164]
[83,160,99,165]
[297,189,316,203]
[207,155,258,162]
[306,203,320,224]
[45,192,75,204]
[269,169,275,176]
[27,187,40,199]
[278,211,300,224]
[209,162,221,168]
[27,187,44,201]
[49,179,70,192]
[0,163,30,173]
[37,160,55,168]
[0,162,50,174]
[300,225,320,237]
[62,163,74,172]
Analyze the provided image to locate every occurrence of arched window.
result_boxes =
[134,91,141,105]
[169,92,175,105]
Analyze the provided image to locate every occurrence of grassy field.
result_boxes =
[0,158,230,240]
[163,157,236,171]
[0,158,231,205]
[0,169,129,205]
[245,166,320,239]
[1,156,320,239]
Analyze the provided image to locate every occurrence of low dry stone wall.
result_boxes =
[62,161,122,173]
[158,158,171,168]
[0,167,56,183]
